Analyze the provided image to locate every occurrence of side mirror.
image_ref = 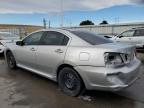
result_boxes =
[119,35,123,38]
[16,41,24,46]
[104,36,111,38]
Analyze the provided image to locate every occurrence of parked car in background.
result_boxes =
[111,27,144,49]
[0,32,19,54]
[5,29,141,96]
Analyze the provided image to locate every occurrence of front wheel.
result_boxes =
[6,51,17,69]
[58,67,84,96]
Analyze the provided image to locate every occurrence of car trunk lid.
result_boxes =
[95,43,135,55]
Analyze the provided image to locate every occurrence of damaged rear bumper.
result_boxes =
[74,57,141,91]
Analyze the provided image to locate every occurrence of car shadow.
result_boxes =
[0,53,4,58]
[83,90,124,100]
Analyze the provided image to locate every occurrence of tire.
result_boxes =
[6,51,17,69]
[58,67,84,96]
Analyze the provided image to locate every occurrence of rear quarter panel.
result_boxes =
[64,46,106,67]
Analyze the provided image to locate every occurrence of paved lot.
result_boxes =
[0,54,144,108]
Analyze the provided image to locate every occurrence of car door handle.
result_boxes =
[55,49,63,53]
[30,48,36,51]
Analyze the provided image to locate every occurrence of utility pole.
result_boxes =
[48,20,51,29]
[43,18,47,29]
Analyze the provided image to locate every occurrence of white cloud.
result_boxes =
[0,0,133,13]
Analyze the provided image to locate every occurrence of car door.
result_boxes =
[36,31,70,77]
[15,31,44,69]
[115,30,135,44]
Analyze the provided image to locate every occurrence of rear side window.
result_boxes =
[71,31,112,45]
[40,31,69,45]
[134,29,144,36]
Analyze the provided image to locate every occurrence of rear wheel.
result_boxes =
[6,51,17,69]
[58,67,84,96]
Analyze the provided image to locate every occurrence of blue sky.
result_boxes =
[0,0,144,27]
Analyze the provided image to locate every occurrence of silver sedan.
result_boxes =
[4,29,141,96]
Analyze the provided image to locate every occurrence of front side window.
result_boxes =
[23,31,44,45]
[40,31,69,45]
[120,30,135,37]
[134,29,144,36]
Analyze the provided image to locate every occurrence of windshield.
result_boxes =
[70,31,113,45]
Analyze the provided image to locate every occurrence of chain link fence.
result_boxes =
[65,22,144,35]
[0,28,27,39]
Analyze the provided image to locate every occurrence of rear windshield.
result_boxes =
[71,31,113,45]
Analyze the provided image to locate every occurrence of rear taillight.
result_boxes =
[104,53,124,68]
[104,52,134,68]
